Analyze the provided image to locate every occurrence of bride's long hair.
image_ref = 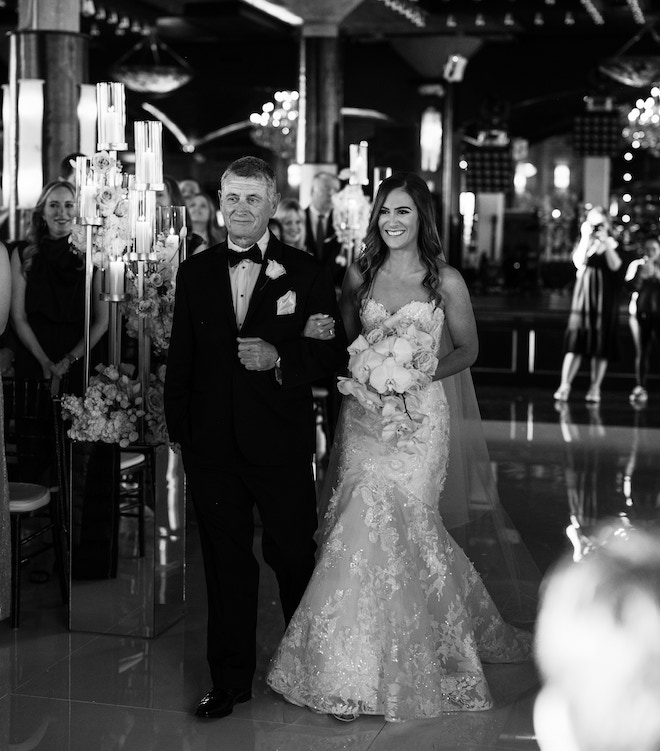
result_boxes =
[356,172,444,305]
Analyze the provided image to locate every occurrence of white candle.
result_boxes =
[165,231,179,250]
[358,141,369,185]
[142,151,156,185]
[109,261,124,296]
[81,185,97,218]
[135,221,151,259]
[103,111,122,145]
[349,144,358,176]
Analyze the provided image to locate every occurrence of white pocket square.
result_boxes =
[276,290,296,315]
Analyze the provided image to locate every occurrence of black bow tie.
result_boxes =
[228,245,263,267]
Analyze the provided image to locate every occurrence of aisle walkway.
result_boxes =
[2,386,659,750]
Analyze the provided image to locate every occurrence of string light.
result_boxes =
[623,86,660,156]
[580,0,605,25]
[377,0,426,28]
[626,0,646,24]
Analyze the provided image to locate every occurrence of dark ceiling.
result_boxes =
[2,0,660,179]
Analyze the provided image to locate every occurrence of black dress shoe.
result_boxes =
[194,687,252,719]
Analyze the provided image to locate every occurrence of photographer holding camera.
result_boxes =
[554,206,623,403]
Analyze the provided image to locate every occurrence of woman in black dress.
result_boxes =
[10,180,108,394]
[554,206,623,403]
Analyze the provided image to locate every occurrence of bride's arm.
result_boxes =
[433,265,478,380]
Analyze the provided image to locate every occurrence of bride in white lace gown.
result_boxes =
[266,173,535,722]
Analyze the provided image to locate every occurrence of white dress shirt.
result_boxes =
[228,230,269,329]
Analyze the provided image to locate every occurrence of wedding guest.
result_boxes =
[274,198,306,251]
[534,524,660,751]
[267,217,283,240]
[58,152,87,182]
[304,172,344,287]
[187,191,226,255]
[267,171,538,721]
[0,244,16,376]
[164,156,347,720]
[553,206,623,403]
[178,177,202,205]
[0,238,11,621]
[156,174,186,208]
[625,236,660,405]
[10,181,109,394]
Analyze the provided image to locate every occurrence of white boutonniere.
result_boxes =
[265,259,286,280]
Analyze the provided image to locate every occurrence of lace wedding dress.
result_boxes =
[266,299,532,721]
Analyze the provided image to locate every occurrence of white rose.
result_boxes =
[265,259,286,279]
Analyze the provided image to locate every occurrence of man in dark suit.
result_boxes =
[304,171,345,289]
[164,156,347,720]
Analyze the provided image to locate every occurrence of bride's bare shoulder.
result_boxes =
[435,259,470,297]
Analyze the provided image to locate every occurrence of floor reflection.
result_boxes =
[2,386,660,750]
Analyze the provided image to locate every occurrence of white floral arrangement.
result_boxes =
[69,151,131,266]
[61,364,144,448]
[122,235,178,354]
[337,315,440,455]
[331,182,371,264]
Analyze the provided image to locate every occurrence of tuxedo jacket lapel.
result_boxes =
[213,244,239,333]
[240,236,283,332]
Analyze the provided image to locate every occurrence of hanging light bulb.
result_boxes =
[504,12,515,26]
[475,13,485,26]
[118,15,130,29]
[95,6,106,20]
[534,12,544,25]
[446,14,457,28]
[107,10,119,25]
[90,22,101,36]
[81,0,96,17]
[565,12,575,25]
[130,18,142,34]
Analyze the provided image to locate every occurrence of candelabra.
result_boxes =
[332,142,372,266]
[74,82,186,431]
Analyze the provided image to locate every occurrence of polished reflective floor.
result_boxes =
[2,385,659,750]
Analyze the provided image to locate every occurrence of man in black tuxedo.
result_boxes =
[304,171,345,289]
[164,157,347,719]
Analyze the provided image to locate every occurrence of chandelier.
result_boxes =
[111,33,193,94]
[599,57,660,88]
[249,91,299,159]
[623,86,660,156]
[599,26,660,88]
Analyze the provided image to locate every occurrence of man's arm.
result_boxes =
[163,267,194,445]
[276,266,348,388]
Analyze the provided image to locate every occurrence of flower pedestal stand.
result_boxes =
[68,441,185,637]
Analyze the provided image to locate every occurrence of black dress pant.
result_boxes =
[185,457,317,689]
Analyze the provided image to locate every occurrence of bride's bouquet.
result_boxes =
[338,317,439,455]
